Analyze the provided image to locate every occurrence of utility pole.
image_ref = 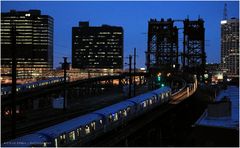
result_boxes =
[129,55,132,98]
[62,57,69,110]
[11,23,17,139]
[133,48,136,96]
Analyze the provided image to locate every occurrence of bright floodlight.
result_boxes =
[221,20,227,24]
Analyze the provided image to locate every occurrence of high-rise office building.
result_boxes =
[1,10,53,78]
[220,18,239,78]
[72,22,123,70]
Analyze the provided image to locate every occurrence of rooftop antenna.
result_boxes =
[223,3,228,20]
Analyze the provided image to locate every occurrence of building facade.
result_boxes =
[72,22,123,70]
[206,63,223,83]
[220,18,239,78]
[1,10,53,79]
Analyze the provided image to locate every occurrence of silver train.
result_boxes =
[1,77,66,96]
[3,86,171,147]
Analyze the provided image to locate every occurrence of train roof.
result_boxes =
[2,133,48,147]
[127,91,156,104]
[151,86,171,94]
[36,113,102,138]
[128,86,170,104]
[93,101,135,116]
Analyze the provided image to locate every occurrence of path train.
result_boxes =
[3,86,171,147]
[1,77,66,96]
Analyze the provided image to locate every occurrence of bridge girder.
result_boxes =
[183,19,206,78]
[146,18,179,72]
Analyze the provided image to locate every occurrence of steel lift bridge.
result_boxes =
[146,18,206,81]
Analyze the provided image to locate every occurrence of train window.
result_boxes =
[113,113,118,121]
[99,119,103,124]
[119,110,122,116]
[69,131,76,141]
[122,110,127,117]
[54,138,58,147]
[91,122,96,130]
[43,142,47,147]
[141,101,147,108]
[166,92,168,97]
[161,94,164,100]
[77,127,82,137]
[59,134,66,144]
[108,115,113,122]
[149,99,152,105]
[127,107,131,113]
[85,125,91,134]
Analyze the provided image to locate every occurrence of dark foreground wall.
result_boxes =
[188,126,239,147]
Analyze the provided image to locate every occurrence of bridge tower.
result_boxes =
[146,18,179,74]
[182,18,206,80]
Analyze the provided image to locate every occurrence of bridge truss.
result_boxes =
[183,19,206,78]
[146,18,179,73]
[146,18,206,80]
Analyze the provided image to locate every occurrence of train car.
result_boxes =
[1,86,11,95]
[93,101,135,131]
[1,85,22,96]
[38,79,51,87]
[2,133,51,147]
[127,92,158,115]
[151,86,171,103]
[2,86,172,147]
[1,77,66,96]
[35,113,103,147]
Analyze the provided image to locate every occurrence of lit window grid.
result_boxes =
[220,19,239,77]
[1,11,54,78]
[72,28,123,69]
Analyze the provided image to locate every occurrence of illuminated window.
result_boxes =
[113,32,122,35]
[43,142,47,147]
[166,92,169,97]
[123,110,127,117]
[127,107,131,113]
[85,125,90,134]
[113,113,118,121]
[161,94,164,100]
[91,122,96,130]
[99,32,110,34]
[77,128,81,137]
[108,115,112,122]
[141,101,147,108]
[54,138,58,147]
[69,131,76,141]
[59,134,66,144]
[149,99,152,105]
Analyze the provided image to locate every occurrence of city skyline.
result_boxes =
[2,1,239,68]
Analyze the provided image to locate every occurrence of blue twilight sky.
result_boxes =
[1,1,239,69]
